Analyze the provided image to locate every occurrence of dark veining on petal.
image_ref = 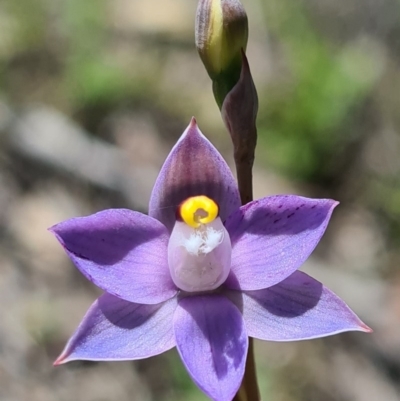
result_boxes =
[149,123,241,232]
[225,197,336,245]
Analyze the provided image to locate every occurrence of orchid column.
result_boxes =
[196,1,260,399]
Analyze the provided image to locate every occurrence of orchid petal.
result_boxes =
[54,294,177,364]
[149,118,241,232]
[227,271,371,341]
[50,209,177,304]
[174,295,248,401]
[225,195,338,290]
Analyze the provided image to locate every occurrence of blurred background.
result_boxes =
[0,0,399,400]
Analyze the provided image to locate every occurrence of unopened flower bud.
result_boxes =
[196,0,248,107]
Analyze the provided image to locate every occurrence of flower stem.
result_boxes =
[234,140,256,206]
[232,123,260,401]
[233,338,260,401]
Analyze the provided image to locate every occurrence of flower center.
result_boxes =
[179,195,219,228]
[168,196,231,292]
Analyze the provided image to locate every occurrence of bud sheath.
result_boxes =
[196,0,248,107]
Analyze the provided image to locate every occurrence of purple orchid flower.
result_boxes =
[51,118,370,401]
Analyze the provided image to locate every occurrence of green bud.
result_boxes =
[196,0,248,108]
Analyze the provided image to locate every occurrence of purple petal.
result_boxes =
[174,295,248,401]
[225,195,338,290]
[227,271,371,341]
[54,293,177,364]
[50,209,177,304]
[149,118,241,232]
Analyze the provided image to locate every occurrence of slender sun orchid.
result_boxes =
[51,119,370,401]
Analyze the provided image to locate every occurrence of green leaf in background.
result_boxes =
[258,0,380,180]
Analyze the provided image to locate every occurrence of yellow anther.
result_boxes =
[179,196,219,228]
